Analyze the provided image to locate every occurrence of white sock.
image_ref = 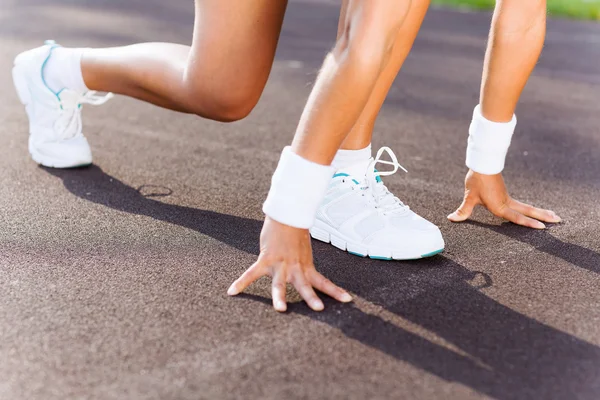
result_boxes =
[43,47,89,94]
[332,144,372,177]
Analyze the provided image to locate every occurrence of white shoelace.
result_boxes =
[363,147,410,215]
[54,91,114,140]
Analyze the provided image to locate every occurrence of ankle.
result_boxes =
[332,144,372,171]
[43,47,89,94]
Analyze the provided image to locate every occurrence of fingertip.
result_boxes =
[447,212,464,222]
[311,300,325,312]
[274,301,287,313]
[340,293,353,303]
[534,221,546,230]
[549,211,562,223]
[227,284,240,296]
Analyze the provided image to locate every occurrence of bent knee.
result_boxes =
[204,92,259,122]
[183,80,263,122]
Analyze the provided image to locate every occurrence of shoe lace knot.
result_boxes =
[363,147,410,215]
[54,91,113,140]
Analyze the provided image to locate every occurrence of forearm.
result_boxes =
[451,0,555,226]
[480,0,547,122]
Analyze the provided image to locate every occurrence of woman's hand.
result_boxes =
[448,170,561,229]
[227,217,353,312]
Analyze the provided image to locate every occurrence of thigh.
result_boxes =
[187,0,288,95]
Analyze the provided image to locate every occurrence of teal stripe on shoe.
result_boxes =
[333,173,360,185]
[333,173,349,178]
[348,251,366,257]
[369,255,392,260]
[374,168,382,183]
[40,40,64,106]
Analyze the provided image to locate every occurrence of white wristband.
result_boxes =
[263,147,335,229]
[466,105,517,175]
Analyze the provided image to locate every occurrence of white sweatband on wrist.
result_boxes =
[263,147,335,229]
[466,105,517,175]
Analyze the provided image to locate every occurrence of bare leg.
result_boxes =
[231,1,419,311]
[81,0,288,121]
[338,0,430,150]
[292,0,413,164]
[335,0,545,148]
[480,0,547,122]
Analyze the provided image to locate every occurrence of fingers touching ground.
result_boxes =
[448,171,562,228]
[496,205,546,229]
[271,266,288,312]
[494,198,562,229]
[309,271,353,303]
[453,199,558,229]
[508,199,561,224]
[227,260,265,296]
[291,268,324,311]
[228,260,353,313]
[447,195,479,222]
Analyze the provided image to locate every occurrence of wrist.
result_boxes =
[466,105,516,175]
[264,216,309,232]
[263,147,335,229]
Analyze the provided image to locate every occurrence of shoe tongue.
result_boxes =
[57,89,82,108]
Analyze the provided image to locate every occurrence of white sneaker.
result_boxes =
[311,147,445,260]
[12,41,112,168]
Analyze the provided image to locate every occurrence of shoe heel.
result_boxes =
[12,57,31,106]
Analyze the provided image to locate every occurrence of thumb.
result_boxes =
[448,194,478,222]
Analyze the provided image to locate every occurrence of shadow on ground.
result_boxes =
[44,165,600,400]
[466,220,600,275]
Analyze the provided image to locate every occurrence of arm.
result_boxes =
[448,0,561,228]
[228,0,413,312]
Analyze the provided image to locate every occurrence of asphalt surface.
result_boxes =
[1,1,600,399]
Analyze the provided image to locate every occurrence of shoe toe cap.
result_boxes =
[367,212,444,250]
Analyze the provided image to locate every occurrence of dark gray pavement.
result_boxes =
[1,1,600,399]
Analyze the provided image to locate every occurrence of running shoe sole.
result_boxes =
[310,219,444,260]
